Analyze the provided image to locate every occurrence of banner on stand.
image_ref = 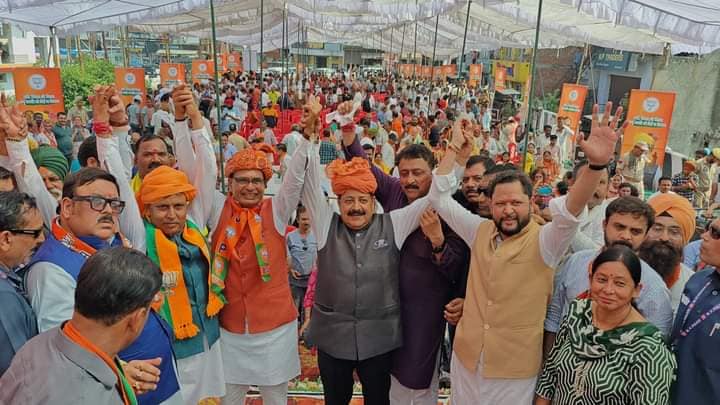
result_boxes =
[557,83,588,133]
[620,89,676,170]
[12,67,64,114]
[468,64,483,87]
[494,67,506,92]
[192,60,215,84]
[159,63,186,88]
[227,51,243,72]
[114,67,146,106]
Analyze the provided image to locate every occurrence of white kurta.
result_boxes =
[176,338,226,403]
[221,320,300,386]
[450,352,537,405]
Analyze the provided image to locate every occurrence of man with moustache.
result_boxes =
[545,196,674,352]
[302,148,431,405]
[131,134,171,193]
[340,109,469,404]
[21,87,182,404]
[670,217,720,405]
[452,155,495,216]
[639,193,696,315]
[0,192,43,375]
[427,103,621,405]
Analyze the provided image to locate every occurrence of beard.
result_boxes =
[638,239,682,279]
[493,213,530,237]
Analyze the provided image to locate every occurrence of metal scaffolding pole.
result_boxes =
[209,0,225,191]
[389,27,394,75]
[522,0,544,172]
[259,0,264,80]
[399,25,406,73]
[456,0,471,107]
[431,15,439,74]
[413,11,418,80]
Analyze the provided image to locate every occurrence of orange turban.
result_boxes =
[648,193,696,244]
[137,165,197,208]
[225,146,273,180]
[326,157,377,196]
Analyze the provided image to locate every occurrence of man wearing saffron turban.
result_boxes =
[301,125,431,405]
[214,96,321,405]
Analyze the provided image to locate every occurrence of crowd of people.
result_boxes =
[0,68,718,405]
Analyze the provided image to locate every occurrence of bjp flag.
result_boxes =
[192,60,215,84]
[468,64,483,87]
[159,63,186,88]
[557,84,588,133]
[218,53,228,73]
[228,51,243,72]
[494,67,506,92]
[421,65,432,79]
[114,67,146,107]
[12,67,64,114]
[400,64,413,78]
[441,64,457,80]
[620,89,676,169]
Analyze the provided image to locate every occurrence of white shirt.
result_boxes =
[381,143,395,170]
[647,190,677,202]
[281,131,302,156]
[569,199,608,254]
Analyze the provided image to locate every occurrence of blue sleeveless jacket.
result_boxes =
[26,233,180,405]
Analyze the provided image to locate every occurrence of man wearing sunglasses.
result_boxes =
[0,191,43,376]
[671,218,720,405]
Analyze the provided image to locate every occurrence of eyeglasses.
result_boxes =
[8,227,44,239]
[73,195,126,214]
[231,176,265,187]
[709,226,720,240]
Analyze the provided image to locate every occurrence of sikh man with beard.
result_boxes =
[545,196,674,352]
[427,104,623,405]
[339,104,469,404]
[302,148,432,405]
[639,193,696,315]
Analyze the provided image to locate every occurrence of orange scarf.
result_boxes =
[664,264,682,289]
[213,196,271,282]
[146,220,225,340]
[62,322,137,405]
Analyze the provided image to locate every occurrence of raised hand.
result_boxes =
[171,83,188,120]
[0,93,28,140]
[579,102,625,166]
[300,95,322,140]
[90,85,111,124]
[107,87,128,127]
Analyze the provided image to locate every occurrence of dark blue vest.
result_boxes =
[26,234,180,404]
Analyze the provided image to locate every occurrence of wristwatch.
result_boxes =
[432,242,445,254]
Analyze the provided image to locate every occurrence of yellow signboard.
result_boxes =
[491,60,530,83]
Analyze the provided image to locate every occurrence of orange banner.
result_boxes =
[218,53,228,73]
[421,65,432,79]
[192,60,215,84]
[114,68,146,107]
[468,63,483,87]
[12,67,64,114]
[557,83,588,134]
[159,63,186,88]
[399,64,413,78]
[227,51,243,72]
[620,89,676,169]
[494,67,506,92]
[441,64,457,78]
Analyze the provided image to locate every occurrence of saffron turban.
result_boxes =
[648,193,696,245]
[326,157,377,196]
[225,146,273,180]
[137,165,196,208]
[31,146,69,180]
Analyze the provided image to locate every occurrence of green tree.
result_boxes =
[60,59,115,110]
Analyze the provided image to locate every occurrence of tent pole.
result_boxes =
[389,27,393,76]
[77,35,83,70]
[457,0,471,108]
[259,0,264,80]
[122,27,129,68]
[165,34,171,62]
[522,0,543,172]
[399,25,405,75]
[412,0,418,80]
[101,31,108,60]
[209,0,225,192]
[431,15,438,77]
[49,26,60,67]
